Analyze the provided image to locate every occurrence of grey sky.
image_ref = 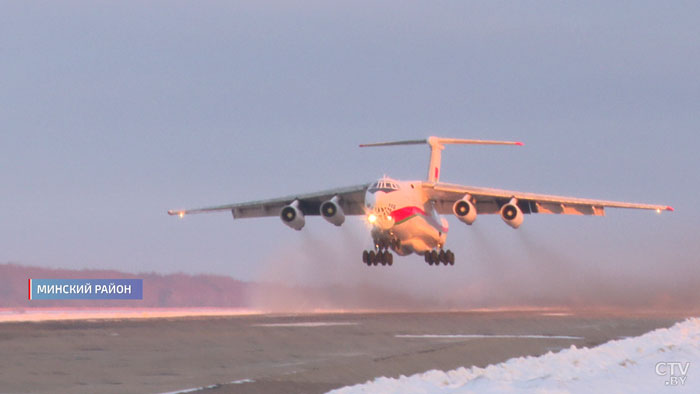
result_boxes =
[2,2,698,305]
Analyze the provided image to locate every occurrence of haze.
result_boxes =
[2,2,698,310]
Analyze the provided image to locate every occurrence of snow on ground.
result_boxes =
[395,334,583,340]
[330,318,700,394]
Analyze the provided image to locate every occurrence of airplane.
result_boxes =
[168,137,673,267]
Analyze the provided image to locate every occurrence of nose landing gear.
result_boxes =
[362,236,396,267]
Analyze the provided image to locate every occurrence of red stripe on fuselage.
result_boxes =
[391,206,448,233]
[391,206,426,223]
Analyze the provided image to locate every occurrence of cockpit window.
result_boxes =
[368,180,400,194]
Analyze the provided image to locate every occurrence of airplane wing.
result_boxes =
[168,183,370,219]
[425,182,673,216]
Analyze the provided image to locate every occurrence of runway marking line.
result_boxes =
[540,312,574,317]
[159,379,254,394]
[253,322,359,328]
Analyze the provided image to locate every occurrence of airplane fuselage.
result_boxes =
[364,177,448,256]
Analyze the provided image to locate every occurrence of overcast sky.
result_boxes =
[2,2,698,306]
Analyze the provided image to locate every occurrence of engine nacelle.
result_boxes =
[500,198,523,229]
[280,200,305,230]
[452,195,477,225]
[320,195,345,226]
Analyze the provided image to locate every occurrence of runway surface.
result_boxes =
[0,310,690,394]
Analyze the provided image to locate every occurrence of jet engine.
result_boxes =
[500,198,523,229]
[452,195,477,225]
[280,200,305,230]
[320,196,345,226]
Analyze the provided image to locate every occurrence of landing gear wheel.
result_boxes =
[446,250,455,265]
[368,251,376,266]
[438,250,446,265]
[362,250,369,264]
[431,251,439,266]
[379,251,387,266]
[386,252,393,266]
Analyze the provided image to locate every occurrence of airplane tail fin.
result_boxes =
[359,137,523,182]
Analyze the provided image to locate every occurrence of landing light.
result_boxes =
[368,214,377,224]
[178,212,185,219]
[387,215,392,221]
[656,209,661,214]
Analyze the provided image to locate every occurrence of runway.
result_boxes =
[0,310,689,394]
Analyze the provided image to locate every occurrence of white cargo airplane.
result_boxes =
[169,137,673,266]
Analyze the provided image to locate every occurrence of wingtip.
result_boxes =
[666,206,674,212]
[515,141,524,146]
[168,210,186,218]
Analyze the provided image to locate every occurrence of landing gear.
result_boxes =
[363,235,396,267]
[362,248,393,266]
[424,249,454,266]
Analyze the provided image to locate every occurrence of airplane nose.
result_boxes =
[366,212,394,230]
[376,214,395,230]
[380,217,395,230]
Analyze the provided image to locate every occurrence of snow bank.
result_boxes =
[330,318,700,393]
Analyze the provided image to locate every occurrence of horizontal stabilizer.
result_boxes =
[359,137,523,148]
[359,139,427,148]
[359,136,523,182]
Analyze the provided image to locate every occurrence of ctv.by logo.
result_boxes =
[655,361,690,386]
